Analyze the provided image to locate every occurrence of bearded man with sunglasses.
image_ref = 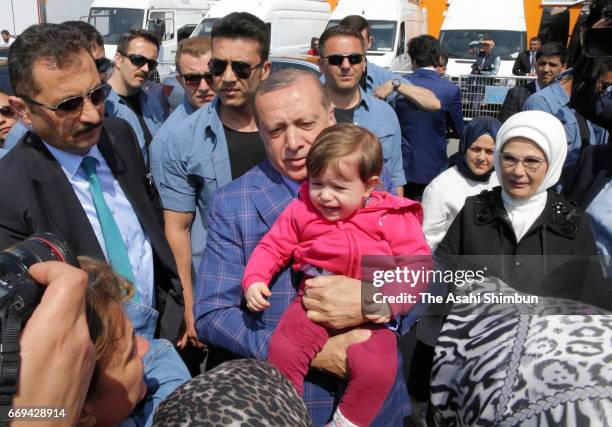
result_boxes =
[150,36,214,354]
[106,29,169,168]
[0,24,191,422]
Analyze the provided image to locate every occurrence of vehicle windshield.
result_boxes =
[439,30,525,60]
[193,18,218,37]
[326,20,397,53]
[89,8,144,45]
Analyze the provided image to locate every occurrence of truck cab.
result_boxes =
[88,0,216,79]
[326,0,426,71]
[191,0,331,56]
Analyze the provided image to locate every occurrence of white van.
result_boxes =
[88,0,218,78]
[191,0,331,55]
[439,0,527,78]
[326,0,427,71]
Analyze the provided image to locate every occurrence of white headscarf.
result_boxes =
[493,111,567,241]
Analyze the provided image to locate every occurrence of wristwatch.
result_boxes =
[391,78,401,92]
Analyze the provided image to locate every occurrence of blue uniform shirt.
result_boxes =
[523,81,607,167]
[150,96,210,271]
[354,88,406,188]
[105,83,169,163]
[2,121,28,151]
[154,96,233,266]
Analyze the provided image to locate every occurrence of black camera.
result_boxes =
[0,233,79,325]
[0,234,78,403]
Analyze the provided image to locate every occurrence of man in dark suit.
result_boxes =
[395,35,464,200]
[512,36,541,76]
[2,23,184,341]
[499,42,568,122]
[2,23,190,422]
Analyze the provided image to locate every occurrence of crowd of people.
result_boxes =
[0,3,611,426]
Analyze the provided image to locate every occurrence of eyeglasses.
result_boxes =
[325,54,363,66]
[500,152,547,173]
[95,57,113,74]
[208,58,262,79]
[0,105,15,117]
[24,83,111,115]
[182,72,213,87]
[120,52,158,70]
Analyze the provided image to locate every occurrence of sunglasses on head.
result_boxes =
[325,54,363,66]
[0,106,14,117]
[95,57,113,74]
[120,52,158,70]
[24,83,111,115]
[182,72,213,86]
[208,58,262,79]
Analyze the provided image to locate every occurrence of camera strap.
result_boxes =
[0,306,21,405]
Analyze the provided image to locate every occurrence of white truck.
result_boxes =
[439,0,527,78]
[191,0,331,55]
[88,0,219,78]
[326,0,427,71]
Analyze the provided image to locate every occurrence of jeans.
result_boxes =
[120,301,191,427]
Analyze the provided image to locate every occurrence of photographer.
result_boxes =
[13,261,95,426]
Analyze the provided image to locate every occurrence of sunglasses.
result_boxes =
[182,72,213,87]
[95,57,113,74]
[120,52,158,70]
[325,54,363,66]
[208,58,262,79]
[0,105,14,117]
[24,83,111,115]
[500,152,547,173]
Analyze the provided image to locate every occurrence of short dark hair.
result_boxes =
[117,29,160,54]
[1,30,9,36]
[408,35,440,68]
[253,69,330,124]
[62,21,104,49]
[318,25,365,58]
[211,12,270,61]
[8,23,91,99]
[529,36,541,44]
[338,15,370,36]
[599,58,612,75]
[536,42,568,64]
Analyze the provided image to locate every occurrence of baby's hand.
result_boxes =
[365,314,391,324]
[245,282,272,312]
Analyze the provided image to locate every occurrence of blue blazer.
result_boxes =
[396,68,464,184]
[195,161,410,426]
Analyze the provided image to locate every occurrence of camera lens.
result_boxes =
[0,233,79,280]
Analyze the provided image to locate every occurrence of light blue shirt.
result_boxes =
[364,61,398,95]
[586,179,612,278]
[43,142,155,306]
[105,83,168,163]
[523,81,607,167]
[2,121,28,151]
[353,87,406,188]
[150,96,208,271]
[154,96,233,262]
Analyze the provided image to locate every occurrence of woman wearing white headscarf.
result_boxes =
[436,110,601,303]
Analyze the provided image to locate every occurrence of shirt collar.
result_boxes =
[182,96,196,115]
[356,87,369,110]
[281,175,301,198]
[43,141,103,179]
[548,80,570,105]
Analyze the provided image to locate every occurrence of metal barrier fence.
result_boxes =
[455,74,536,120]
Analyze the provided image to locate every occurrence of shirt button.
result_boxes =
[515,258,522,266]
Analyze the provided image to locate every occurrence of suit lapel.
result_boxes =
[249,163,295,229]
[26,134,104,257]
